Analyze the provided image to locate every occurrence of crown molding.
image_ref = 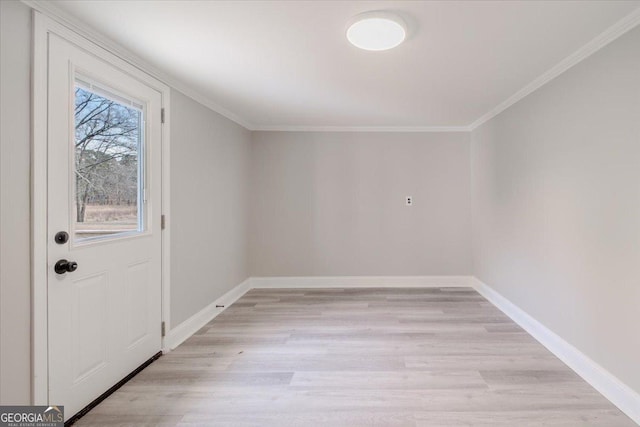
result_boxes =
[252,125,471,133]
[469,5,640,131]
[21,0,256,131]
[21,1,640,134]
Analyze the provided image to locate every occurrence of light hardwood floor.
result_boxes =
[76,288,636,426]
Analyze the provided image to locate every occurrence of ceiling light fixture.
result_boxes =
[346,11,407,51]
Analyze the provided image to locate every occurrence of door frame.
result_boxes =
[31,11,172,405]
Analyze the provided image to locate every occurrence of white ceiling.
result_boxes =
[48,0,640,130]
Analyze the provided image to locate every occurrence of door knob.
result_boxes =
[54,259,78,274]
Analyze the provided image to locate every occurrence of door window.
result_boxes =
[73,77,145,242]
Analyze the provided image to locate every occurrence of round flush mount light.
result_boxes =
[346,11,407,51]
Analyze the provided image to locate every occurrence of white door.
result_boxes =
[47,34,163,419]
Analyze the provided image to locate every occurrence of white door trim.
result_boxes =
[31,11,171,405]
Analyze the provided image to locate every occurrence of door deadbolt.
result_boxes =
[54,259,78,275]
[54,231,69,244]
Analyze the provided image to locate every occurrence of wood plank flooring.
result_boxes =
[76,288,636,426]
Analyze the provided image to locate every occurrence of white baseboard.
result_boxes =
[250,275,475,289]
[163,277,252,351]
[471,277,640,425]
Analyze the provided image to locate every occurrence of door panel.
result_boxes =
[47,34,162,419]
[71,273,108,382]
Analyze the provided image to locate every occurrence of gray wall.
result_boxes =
[250,131,472,276]
[170,90,251,326]
[0,0,33,404]
[471,25,640,394]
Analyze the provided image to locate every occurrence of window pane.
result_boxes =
[74,81,144,242]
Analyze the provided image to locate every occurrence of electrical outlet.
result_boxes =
[406,196,413,206]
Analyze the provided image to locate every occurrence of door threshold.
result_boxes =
[66,351,163,426]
